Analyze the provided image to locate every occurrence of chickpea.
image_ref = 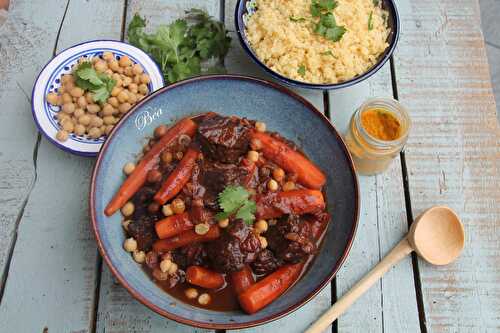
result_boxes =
[115,77,123,87]
[105,125,114,135]
[133,250,146,264]
[70,87,84,98]
[132,63,144,75]
[124,66,133,77]
[56,130,69,142]
[255,121,266,132]
[119,55,133,67]
[58,86,66,94]
[136,93,146,101]
[185,288,199,300]
[57,113,70,122]
[283,181,296,191]
[61,119,74,132]
[74,124,86,136]
[90,116,104,128]
[138,83,149,95]
[218,218,229,228]
[160,259,173,273]
[267,179,279,191]
[116,66,124,74]
[128,83,138,94]
[102,51,114,61]
[273,168,285,182]
[73,109,84,119]
[247,150,259,162]
[121,201,135,217]
[85,92,94,103]
[168,262,178,275]
[61,93,72,104]
[127,93,137,105]
[88,127,102,139]
[109,59,120,71]
[108,96,119,108]
[99,125,107,134]
[140,74,151,84]
[198,293,211,305]
[133,75,141,84]
[121,219,131,231]
[78,114,91,126]
[111,86,122,97]
[250,138,262,151]
[119,102,132,114]
[61,74,73,84]
[162,204,174,217]
[123,76,133,87]
[123,162,135,175]
[171,198,185,214]
[255,220,268,234]
[117,90,129,103]
[94,60,108,73]
[64,81,75,91]
[75,96,87,108]
[102,103,115,116]
[62,103,75,114]
[123,237,137,252]
[103,116,116,125]
[259,236,268,249]
[87,104,100,114]
[154,125,168,139]
[47,92,59,105]
[194,223,210,235]
[147,169,162,183]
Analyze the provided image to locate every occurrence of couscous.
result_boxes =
[245,0,390,84]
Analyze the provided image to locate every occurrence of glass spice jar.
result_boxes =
[344,98,411,175]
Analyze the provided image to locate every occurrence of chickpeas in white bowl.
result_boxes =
[32,40,164,156]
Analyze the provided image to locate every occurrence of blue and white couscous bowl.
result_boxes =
[32,40,164,157]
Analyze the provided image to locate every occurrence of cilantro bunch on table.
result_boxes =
[215,186,256,226]
[73,62,116,103]
[127,9,231,84]
[311,0,346,43]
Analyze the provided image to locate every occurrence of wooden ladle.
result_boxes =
[306,206,465,333]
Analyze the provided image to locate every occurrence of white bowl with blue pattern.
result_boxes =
[31,40,164,157]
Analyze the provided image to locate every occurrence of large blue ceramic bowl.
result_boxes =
[90,75,359,329]
[235,0,400,90]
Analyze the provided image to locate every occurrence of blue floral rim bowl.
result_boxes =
[235,0,400,90]
[90,75,359,329]
[31,40,164,157]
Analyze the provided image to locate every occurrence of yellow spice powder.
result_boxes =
[360,108,401,141]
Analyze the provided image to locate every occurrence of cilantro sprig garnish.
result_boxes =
[74,62,116,103]
[290,16,306,22]
[368,11,374,30]
[127,9,231,84]
[310,0,346,43]
[297,65,306,77]
[215,186,256,226]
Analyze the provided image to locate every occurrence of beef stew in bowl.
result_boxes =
[105,112,330,314]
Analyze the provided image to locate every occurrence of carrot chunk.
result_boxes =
[155,212,193,239]
[256,189,325,219]
[152,225,220,252]
[186,266,225,289]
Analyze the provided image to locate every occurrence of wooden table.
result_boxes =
[0,0,498,332]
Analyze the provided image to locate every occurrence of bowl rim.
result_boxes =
[89,74,360,329]
[234,0,400,90]
[30,39,165,157]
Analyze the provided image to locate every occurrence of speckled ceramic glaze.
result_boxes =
[236,0,400,90]
[90,75,359,329]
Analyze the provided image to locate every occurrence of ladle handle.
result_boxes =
[305,238,414,333]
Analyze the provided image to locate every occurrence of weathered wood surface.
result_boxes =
[394,0,500,331]
[328,65,421,332]
[0,1,124,332]
[0,0,66,296]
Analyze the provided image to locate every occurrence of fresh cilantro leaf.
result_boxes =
[73,62,115,104]
[289,16,306,22]
[298,65,306,77]
[325,26,346,42]
[319,12,336,28]
[368,11,374,30]
[311,0,337,17]
[321,50,334,56]
[235,200,256,226]
[373,0,380,6]
[127,10,231,84]
[216,185,256,226]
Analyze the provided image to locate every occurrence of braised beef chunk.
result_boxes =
[198,114,251,163]
[251,249,281,275]
[128,214,158,251]
[173,243,208,270]
[266,214,316,264]
[200,161,249,209]
[207,219,261,273]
